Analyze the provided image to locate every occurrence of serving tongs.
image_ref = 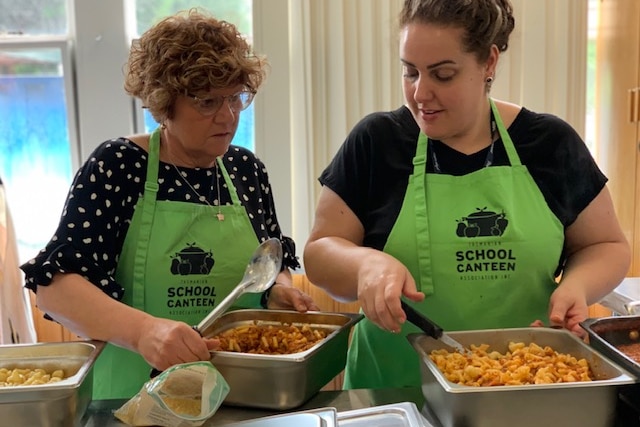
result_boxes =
[401,300,470,354]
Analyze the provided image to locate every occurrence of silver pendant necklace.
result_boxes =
[171,161,225,221]
[431,109,497,174]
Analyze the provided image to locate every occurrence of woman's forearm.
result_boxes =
[559,241,630,304]
[35,273,152,352]
[303,236,378,302]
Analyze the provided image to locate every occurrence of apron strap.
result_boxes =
[131,128,161,309]
[414,132,434,294]
[216,157,242,206]
[490,98,521,166]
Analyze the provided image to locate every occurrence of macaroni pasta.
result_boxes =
[429,341,594,386]
[0,368,65,386]
[213,322,327,354]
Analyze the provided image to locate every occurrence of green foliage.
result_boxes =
[135,0,252,36]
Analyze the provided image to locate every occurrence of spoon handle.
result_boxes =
[196,281,251,332]
[401,300,443,339]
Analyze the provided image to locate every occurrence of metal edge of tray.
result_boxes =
[220,410,325,427]
[307,407,338,427]
[336,401,433,427]
[407,329,636,393]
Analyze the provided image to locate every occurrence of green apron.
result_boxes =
[93,129,260,399]
[343,100,564,389]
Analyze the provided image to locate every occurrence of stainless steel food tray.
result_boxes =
[581,315,640,379]
[309,407,338,427]
[201,309,363,410]
[220,406,337,427]
[222,412,325,427]
[408,328,635,427]
[336,402,433,427]
[0,340,104,427]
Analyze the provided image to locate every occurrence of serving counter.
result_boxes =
[79,386,639,427]
[600,277,640,315]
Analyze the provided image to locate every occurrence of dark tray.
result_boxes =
[581,316,640,380]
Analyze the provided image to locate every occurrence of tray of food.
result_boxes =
[581,315,640,378]
[408,328,635,427]
[0,340,104,427]
[200,309,363,410]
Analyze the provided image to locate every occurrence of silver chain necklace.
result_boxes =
[171,161,225,221]
[431,110,497,174]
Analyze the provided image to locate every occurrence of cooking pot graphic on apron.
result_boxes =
[456,207,509,238]
[170,243,215,275]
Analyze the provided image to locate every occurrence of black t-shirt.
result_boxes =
[320,105,606,255]
[21,138,298,300]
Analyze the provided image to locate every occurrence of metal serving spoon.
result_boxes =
[196,237,283,333]
[150,238,283,377]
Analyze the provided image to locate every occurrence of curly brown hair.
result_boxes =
[399,0,515,62]
[124,8,268,123]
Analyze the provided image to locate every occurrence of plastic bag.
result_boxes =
[114,361,230,427]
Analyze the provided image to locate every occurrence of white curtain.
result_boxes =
[0,181,37,343]
[288,0,404,252]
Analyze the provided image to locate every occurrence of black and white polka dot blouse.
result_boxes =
[21,137,299,300]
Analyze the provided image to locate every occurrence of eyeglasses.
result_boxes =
[187,90,255,116]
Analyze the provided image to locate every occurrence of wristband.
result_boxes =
[260,282,286,308]
[260,286,273,308]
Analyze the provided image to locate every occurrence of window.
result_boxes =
[0,0,75,263]
[0,0,67,36]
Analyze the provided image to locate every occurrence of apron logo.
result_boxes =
[456,207,509,238]
[170,242,215,275]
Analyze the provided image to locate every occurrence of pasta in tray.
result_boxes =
[212,322,328,355]
[0,367,66,386]
[429,341,594,386]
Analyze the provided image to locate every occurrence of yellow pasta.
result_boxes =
[213,322,328,354]
[429,342,594,387]
[0,367,66,386]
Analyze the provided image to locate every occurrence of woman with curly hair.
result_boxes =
[21,8,318,399]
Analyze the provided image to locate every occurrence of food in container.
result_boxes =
[211,322,328,354]
[408,328,635,427]
[200,309,363,410]
[581,315,640,378]
[428,341,594,386]
[0,340,104,427]
[0,367,66,386]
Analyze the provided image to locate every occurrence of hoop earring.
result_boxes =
[160,122,166,130]
[486,76,494,84]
